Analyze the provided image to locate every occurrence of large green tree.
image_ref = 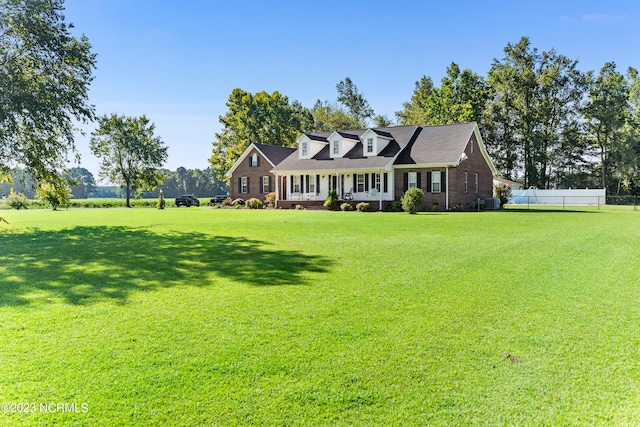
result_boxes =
[396,76,435,125]
[583,62,629,191]
[396,63,490,126]
[532,50,586,188]
[485,37,588,188]
[486,38,539,186]
[0,0,95,184]
[90,115,168,208]
[309,100,361,132]
[336,77,374,126]
[609,67,640,194]
[210,89,312,180]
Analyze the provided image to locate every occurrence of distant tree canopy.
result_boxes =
[0,0,95,187]
[0,168,37,198]
[65,167,96,199]
[152,167,227,198]
[1,166,227,200]
[90,114,168,207]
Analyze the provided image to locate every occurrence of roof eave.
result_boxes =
[225,143,279,177]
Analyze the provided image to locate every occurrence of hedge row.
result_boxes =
[0,198,210,209]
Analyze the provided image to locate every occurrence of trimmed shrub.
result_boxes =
[401,188,424,214]
[264,192,276,208]
[232,198,245,206]
[356,202,370,212]
[4,191,29,210]
[432,203,440,212]
[494,183,512,207]
[246,198,263,209]
[323,189,339,210]
[37,182,72,210]
[389,200,403,212]
[295,204,305,210]
[340,202,354,211]
[222,197,233,206]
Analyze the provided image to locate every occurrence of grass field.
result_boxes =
[0,207,639,426]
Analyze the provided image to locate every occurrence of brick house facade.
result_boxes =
[229,123,497,211]
[226,144,295,201]
[393,132,495,210]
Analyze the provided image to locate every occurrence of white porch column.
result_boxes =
[275,173,280,208]
[379,169,383,211]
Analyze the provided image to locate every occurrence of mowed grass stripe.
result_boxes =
[0,208,638,425]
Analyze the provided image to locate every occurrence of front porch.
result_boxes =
[275,171,395,210]
[279,199,395,212]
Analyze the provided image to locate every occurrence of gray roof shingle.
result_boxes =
[394,122,477,165]
[254,143,297,166]
[272,123,477,172]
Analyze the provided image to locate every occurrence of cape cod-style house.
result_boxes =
[227,122,497,211]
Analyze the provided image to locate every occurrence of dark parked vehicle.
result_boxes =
[175,195,200,207]
[209,195,228,205]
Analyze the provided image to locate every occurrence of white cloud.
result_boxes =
[581,13,628,24]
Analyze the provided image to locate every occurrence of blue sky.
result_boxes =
[64,0,640,178]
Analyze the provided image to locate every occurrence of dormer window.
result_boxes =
[250,153,258,166]
[366,138,374,153]
[301,142,308,157]
[361,129,391,156]
[333,140,339,155]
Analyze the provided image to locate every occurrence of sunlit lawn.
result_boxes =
[0,207,639,426]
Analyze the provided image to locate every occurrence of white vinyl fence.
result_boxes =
[508,189,606,207]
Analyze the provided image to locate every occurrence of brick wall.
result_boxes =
[447,133,494,209]
[229,148,275,201]
[394,134,494,211]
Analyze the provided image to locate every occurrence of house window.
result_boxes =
[251,153,258,166]
[367,138,374,153]
[262,176,270,193]
[308,177,315,193]
[301,142,308,157]
[333,140,339,155]
[475,172,479,193]
[292,175,301,193]
[432,171,441,193]
[356,174,365,192]
[465,171,468,193]
[241,176,248,194]
[408,172,418,189]
[374,173,381,191]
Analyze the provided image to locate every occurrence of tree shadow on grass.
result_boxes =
[0,226,332,306]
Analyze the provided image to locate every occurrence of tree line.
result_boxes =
[1,167,227,200]
[3,0,639,200]
[211,37,640,195]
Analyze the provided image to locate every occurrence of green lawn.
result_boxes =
[0,207,639,426]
